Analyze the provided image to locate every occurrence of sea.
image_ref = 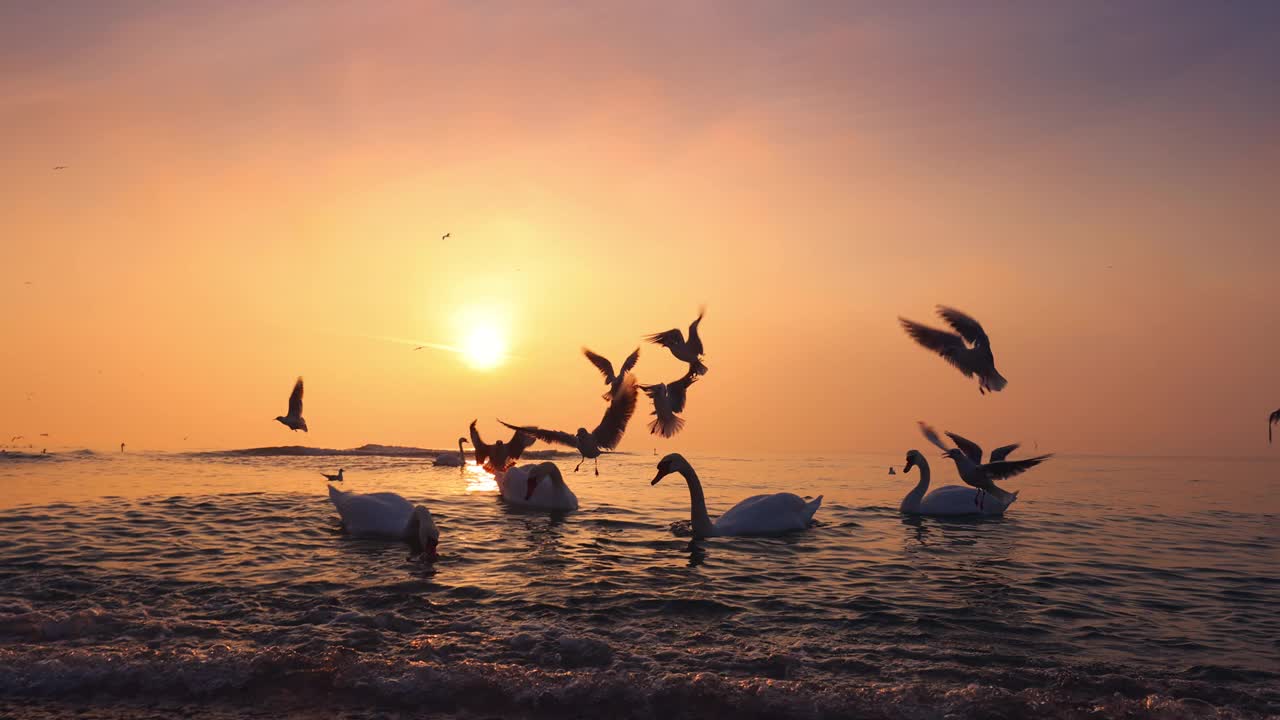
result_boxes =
[0,446,1276,719]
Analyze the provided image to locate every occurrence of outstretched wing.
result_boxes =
[618,347,641,377]
[469,420,490,466]
[917,422,951,452]
[592,374,638,450]
[287,377,304,417]
[498,420,577,449]
[936,306,990,347]
[982,454,1052,481]
[645,328,686,353]
[899,318,970,374]
[505,429,536,463]
[668,370,698,414]
[686,308,705,356]
[582,348,615,382]
[989,443,1020,462]
[945,432,984,464]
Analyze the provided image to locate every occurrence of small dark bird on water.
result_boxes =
[899,306,1006,394]
[120,443,126,453]
[501,375,639,475]
[275,377,308,432]
[583,346,640,400]
[322,468,345,482]
[645,308,708,376]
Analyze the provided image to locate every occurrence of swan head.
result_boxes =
[524,462,562,500]
[651,453,690,485]
[458,437,469,446]
[904,449,927,474]
[410,506,439,560]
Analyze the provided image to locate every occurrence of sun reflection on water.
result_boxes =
[463,463,498,493]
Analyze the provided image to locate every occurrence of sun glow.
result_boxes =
[462,325,507,370]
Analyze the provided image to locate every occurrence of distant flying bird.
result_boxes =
[645,308,708,376]
[274,377,308,432]
[583,346,640,400]
[413,346,425,351]
[53,166,67,170]
[23,281,32,286]
[441,232,450,240]
[322,468,345,483]
[918,422,1049,509]
[39,433,49,437]
[9,436,22,442]
[639,369,699,438]
[469,421,534,474]
[1271,409,1280,444]
[899,306,1006,394]
[501,375,639,475]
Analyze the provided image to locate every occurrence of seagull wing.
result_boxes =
[945,432,984,464]
[687,308,705,356]
[618,347,641,377]
[506,430,536,463]
[936,306,990,347]
[899,318,971,374]
[917,422,951,452]
[592,375,638,450]
[981,454,1052,481]
[287,377,304,417]
[667,370,698,414]
[582,348,616,382]
[989,443,1020,462]
[469,420,490,466]
[644,328,687,353]
[498,420,577,449]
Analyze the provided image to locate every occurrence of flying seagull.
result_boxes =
[899,306,1006,394]
[583,346,640,400]
[441,232,450,240]
[469,420,534,474]
[322,468,345,482]
[918,422,1050,509]
[940,430,1021,464]
[275,377,308,432]
[639,368,699,438]
[53,166,67,170]
[645,308,708,376]
[1270,409,1280,444]
[9,436,22,442]
[500,375,639,475]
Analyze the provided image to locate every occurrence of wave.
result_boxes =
[189,444,574,460]
[0,643,1271,719]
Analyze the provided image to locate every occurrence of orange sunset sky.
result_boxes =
[2,2,1278,456]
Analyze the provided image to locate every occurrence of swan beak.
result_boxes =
[650,470,668,486]
[524,475,540,501]
[904,458,915,474]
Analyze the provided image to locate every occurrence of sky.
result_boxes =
[2,1,1278,457]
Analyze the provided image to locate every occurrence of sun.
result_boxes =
[461,325,507,370]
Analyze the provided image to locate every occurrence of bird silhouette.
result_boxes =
[639,369,699,438]
[275,377,308,432]
[900,306,1006,394]
[583,346,640,400]
[645,308,708,376]
[501,375,638,475]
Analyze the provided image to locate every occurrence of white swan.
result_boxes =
[497,462,579,511]
[327,485,439,557]
[433,437,470,468]
[898,449,1015,516]
[650,453,821,538]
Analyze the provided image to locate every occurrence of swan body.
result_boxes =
[327,485,439,557]
[898,450,1015,516]
[433,437,470,468]
[651,453,821,538]
[497,462,579,511]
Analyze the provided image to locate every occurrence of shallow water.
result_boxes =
[1,447,1277,718]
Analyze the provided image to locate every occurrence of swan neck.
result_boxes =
[901,457,930,512]
[678,465,715,537]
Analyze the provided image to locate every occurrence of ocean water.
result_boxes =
[0,446,1276,719]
